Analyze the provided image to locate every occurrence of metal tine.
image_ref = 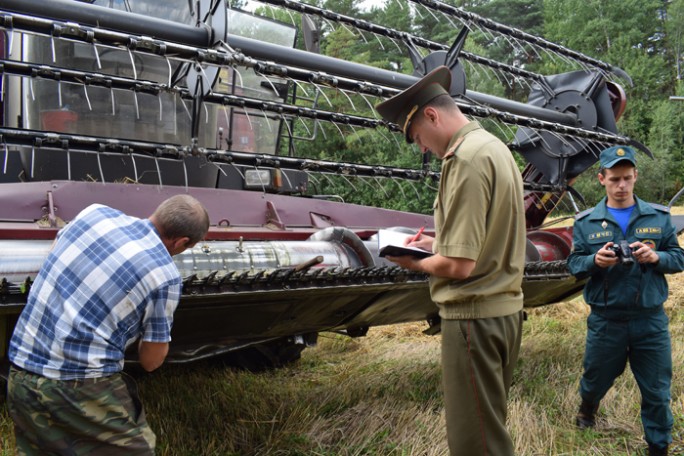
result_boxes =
[500,35,525,64]
[222,104,231,138]
[405,179,421,200]
[259,72,284,99]
[158,94,163,122]
[358,175,377,195]
[281,167,294,189]
[340,174,358,193]
[317,119,328,140]
[465,60,488,83]
[67,147,72,181]
[31,143,35,179]
[242,106,255,131]
[348,124,362,142]
[133,90,140,119]
[50,36,57,63]
[290,77,311,98]
[319,170,340,192]
[111,86,116,115]
[321,18,337,34]
[513,123,539,147]
[306,170,321,188]
[389,36,405,53]
[92,43,102,69]
[265,5,277,21]
[29,77,35,101]
[337,88,357,111]
[372,176,390,199]
[312,83,334,108]
[359,93,379,113]
[229,161,247,181]
[154,156,162,188]
[570,134,593,154]
[329,120,345,140]
[284,8,296,27]
[7,29,13,57]
[183,158,189,190]
[281,114,294,139]
[351,26,370,45]
[439,9,458,28]
[180,97,192,120]
[97,150,104,183]
[165,57,173,87]
[132,153,139,182]
[3,143,7,174]
[423,2,442,23]
[412,2,425,20]
[373,32,387,52]
[500,122,518,138]
[546,128,577,153]
[127,48,138,80]
[83,84,92,111]
[297,117,312,137]
[203,103,209,125]
[487,118,513,140]
[392,175,408,201]
[58,79,63,108]
[260,109,273,132]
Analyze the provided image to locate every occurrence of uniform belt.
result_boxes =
[590,304,663,320]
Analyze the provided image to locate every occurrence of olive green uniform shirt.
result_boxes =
[431,122,525,319]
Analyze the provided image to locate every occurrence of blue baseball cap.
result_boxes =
[599,145,637,169]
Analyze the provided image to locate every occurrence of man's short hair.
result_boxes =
[152,195,209,244]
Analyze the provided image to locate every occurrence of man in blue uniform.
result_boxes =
[567,145,684,456]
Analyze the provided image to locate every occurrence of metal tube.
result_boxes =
[0,0,577,126]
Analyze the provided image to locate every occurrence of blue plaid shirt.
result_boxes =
[9,204,182,379]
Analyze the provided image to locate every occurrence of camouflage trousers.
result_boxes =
[7,366,156,455]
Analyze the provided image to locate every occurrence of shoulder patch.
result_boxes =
[575,207,594,220]
[649,202,670,213]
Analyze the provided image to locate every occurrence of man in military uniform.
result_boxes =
[567,145,684,456]
[374,66,526,455]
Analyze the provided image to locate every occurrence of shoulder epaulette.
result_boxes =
[649,202,670,213]
[575,207,594,220]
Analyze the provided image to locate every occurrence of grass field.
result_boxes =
[1,224,683,455]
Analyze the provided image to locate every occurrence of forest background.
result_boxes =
[236,0,684,215]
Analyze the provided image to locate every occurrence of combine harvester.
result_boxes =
[0,0,677,370]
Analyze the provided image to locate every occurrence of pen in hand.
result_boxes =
[408,226,425,244]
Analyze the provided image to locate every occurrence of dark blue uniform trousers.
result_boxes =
[580,309,672,448]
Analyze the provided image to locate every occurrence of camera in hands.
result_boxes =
[610,240,635,266]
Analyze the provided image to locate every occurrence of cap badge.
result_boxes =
[616,148,625,156]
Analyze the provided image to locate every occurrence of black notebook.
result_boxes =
[377,229,433,259]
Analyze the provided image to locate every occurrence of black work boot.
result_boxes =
[575,400,598,430]
[646,443,668,456]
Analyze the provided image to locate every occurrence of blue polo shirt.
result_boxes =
[9,204,181,380]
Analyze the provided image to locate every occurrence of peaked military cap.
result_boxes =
[599,145,637,169]
[375,66,451,143]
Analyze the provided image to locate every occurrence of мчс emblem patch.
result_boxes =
[642,239,656,249]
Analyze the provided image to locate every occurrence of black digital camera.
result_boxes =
[609,240,635,266]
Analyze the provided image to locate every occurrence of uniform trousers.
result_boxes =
[580,309,672,448]
[441,310,523,456]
